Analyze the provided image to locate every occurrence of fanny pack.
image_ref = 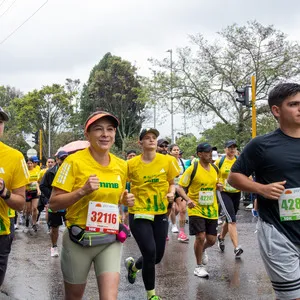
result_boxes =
[68,223,130,247]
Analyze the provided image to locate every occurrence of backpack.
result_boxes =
[218,155,238,169]
[183,161,218,193]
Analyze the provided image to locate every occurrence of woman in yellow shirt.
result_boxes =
[50,111,134,300]
[25,157,41,233]
[125,128,180,300]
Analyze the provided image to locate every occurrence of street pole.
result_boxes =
[48,99,51,157]
[153,71,157,128]
[167,49,174,143]
[251,75,256,138]
[39,129,42,165]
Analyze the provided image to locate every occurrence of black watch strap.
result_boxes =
[2,190,11,200]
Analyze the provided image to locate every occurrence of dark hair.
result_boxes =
[268,83,300,108]
[168,143,179,152]
[126,150,137,156]
[27,158,34,163]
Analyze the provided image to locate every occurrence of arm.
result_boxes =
[166,179,176,203]
[49,175,99,211]
[176,185,195,208]
[1,186,26,211]
[228,172,286,200]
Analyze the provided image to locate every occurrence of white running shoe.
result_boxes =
[23,227,29,234]
[51,247,59,257]
[194,265,209,278]
[202,250,208,265]
[171,224,179,233]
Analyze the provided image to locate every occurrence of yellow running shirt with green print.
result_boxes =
[127,153,180,215]
[0,142,29,235]
[179,162,218,219]
[52,148,127,229]
[215,156,240,193]
[26,168,40,191]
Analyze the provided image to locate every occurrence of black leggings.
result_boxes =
[129,213,168,291]
[218,191,241,223]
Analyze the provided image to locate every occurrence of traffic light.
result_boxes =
[32,131,39,145]
[236,86,250,107]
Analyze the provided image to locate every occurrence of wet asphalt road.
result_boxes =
[0,209,274,300]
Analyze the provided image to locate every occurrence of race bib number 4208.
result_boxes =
[278,188,300,221]
[86,201,119,234]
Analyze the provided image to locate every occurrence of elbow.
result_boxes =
[227,173,236,187]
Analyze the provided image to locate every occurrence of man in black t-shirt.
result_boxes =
[228,82,300,300]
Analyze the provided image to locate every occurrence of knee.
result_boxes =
[206,236,217,247]
[195,233,206,243]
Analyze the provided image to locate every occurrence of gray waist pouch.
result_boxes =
[68,225,116,247]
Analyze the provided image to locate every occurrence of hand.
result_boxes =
[260,180,286,200]
[122,189,135,207]
[166,192,175,203]
[0,178,5,195]
[186,198,195,209]
[80,175,99,196]
[216,183,223,191]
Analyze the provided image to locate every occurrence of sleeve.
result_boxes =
[52,159,75,192]
[178,165,194,188]
[121,161,127,192]
[167,156,180,181]
[214,158,220,168]
[231,137,265,177]
[11,154,29,190]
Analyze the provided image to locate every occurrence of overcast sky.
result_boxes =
[1,0,300,138]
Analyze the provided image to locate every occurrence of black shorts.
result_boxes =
[26,190,38,202]
[48,211,66,228]
[189,216,218,236]
[218,191,241,223]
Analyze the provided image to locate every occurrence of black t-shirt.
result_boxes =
[231,128,300,244]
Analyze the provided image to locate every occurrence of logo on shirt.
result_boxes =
[143,175,159,183]
[0,167,4,174]
[160,168,165,173]
[99,182,119,189]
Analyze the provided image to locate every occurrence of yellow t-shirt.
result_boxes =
[26,168,40,191]
[34,165,41,172]
[179,161,218,219]
[0,142,29,235]
[215,156,239,193]
[38,168,48,182]
[52,148,127,229]
[8,208,15,218]
[127,153,180,215]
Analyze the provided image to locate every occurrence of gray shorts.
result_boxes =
[61,229,122,284]
[257,218,300,299]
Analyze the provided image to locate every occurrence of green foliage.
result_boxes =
[149,21,300,146]
[80,52,149,151]
[176,133,201,158]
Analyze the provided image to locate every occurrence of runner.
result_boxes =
[177,142,219,278]
[0,107,29,286]
[215,140,243,258]
[49,111,134,300]
[40,151,68,257]
[228,82,300,299]
[168,143,189,242]
[125,128,180,300]
[24,157,41,233]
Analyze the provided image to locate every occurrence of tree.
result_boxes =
[176,133,201,158]
[149,21,300,144]
[80,52,148,151]
[10,84,74,157]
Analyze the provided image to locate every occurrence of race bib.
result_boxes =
[134,214,154,221]
[174,177,180,185]
[198,191,214,205]
[86,201,119,234]
[278,188,300,221]
[225,180,238,192]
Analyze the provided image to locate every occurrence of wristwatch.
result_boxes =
[1,189,11,201]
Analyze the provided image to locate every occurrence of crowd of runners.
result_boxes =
[1,82,300,300]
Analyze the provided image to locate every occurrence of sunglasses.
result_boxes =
[159,144,169,148]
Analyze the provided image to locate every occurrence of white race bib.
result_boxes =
[86,201,119,234]
[198,191,214,205]
[278,188,300,221]
[225,179,238,192]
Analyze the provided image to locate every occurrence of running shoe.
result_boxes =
[171,224,179,233]
[234,247,243,258]
[178,231,189,243]
[194,265,209,278]
[32,224,38,232]
[14,224,19,230]
[149,296,162,300]
[51,247,59,257]
[202,250,208,265]
[23,227,29,234]
[217,234,225,252]
[124,257,138,284]
[25,218,29,228]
